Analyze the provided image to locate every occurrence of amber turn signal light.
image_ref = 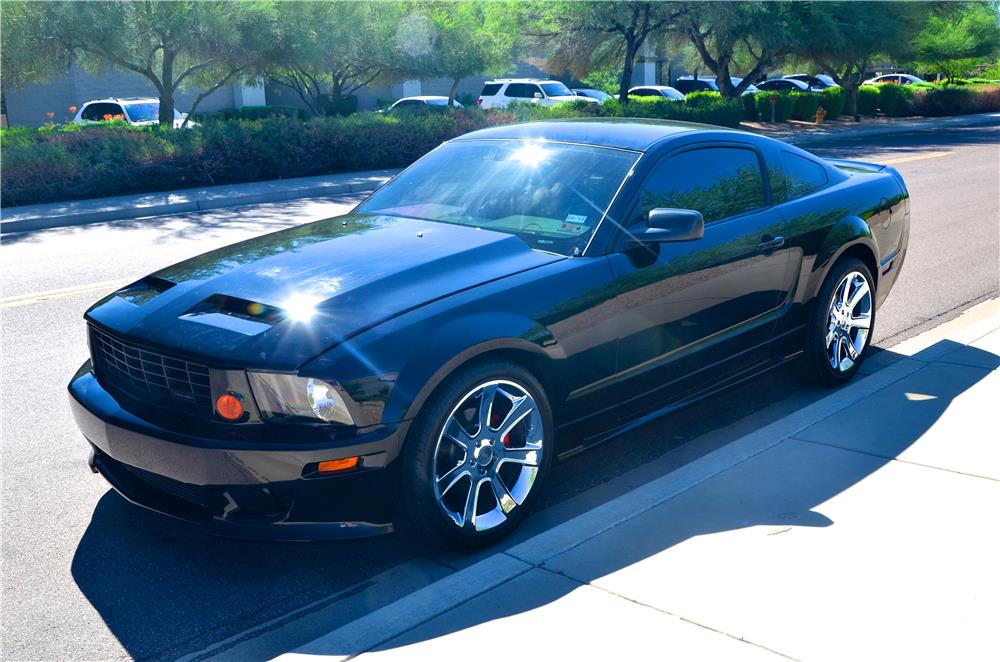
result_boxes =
[216,393,245,421]
[317,457,359,474]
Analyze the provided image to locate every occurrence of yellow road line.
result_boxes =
[0,278,132,308]
[879,150,950,165]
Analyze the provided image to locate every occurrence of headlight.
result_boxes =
[248,372,355,425]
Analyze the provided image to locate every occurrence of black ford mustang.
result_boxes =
[69,119,910,546]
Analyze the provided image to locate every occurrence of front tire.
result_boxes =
[804,257,876,384]
[399,360,554,548]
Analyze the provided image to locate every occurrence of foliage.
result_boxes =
[680,1,802,98]
[4,1,278,125]
[792,2,932,116]
[753,92,794,122]
[528,2,684,103]
[874,84,915,117]
[787,91,821,121]
[911,2,1000,83]
[580,68,622,96]
[263,2,405,116]
[190,105,306,122]
[818,87,847,120]
[856,86,880,115]
[911,84,1000,115]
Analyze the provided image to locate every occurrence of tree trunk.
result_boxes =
[159,50,176,126]
[618,40,637,104]
[448,78,460,108]
[846,83,859,117]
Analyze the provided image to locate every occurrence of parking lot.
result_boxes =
[1,125,997,660]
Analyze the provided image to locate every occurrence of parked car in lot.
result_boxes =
[573,88,612,102]
[783,73,839,89]
[863,74,926,86]
[73,97,194,128]
[757,78,811,92]
[385,96,463,112]
[69,119,910,547]
[674,75,760,96]
[628,85,685,101]
[476,79,599,109]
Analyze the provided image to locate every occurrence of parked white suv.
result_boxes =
[476,79,599,109]
[72,97,194,128]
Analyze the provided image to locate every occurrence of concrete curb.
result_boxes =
[4,112,997,235]
[0,169,401,235]
[272,358,933,661]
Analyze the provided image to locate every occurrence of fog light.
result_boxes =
[216,392,245,421]
[317,457,359,474]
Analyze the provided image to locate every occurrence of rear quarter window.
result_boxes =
[773,151,829,203]
[480,84,502,96]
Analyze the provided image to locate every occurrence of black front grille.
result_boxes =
[89,325,212,416]
[120,462,214,508]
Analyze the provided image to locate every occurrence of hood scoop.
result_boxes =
[179,294,284,336]
[114,276,175,306]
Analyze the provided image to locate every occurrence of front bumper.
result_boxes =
[69,362,405,540]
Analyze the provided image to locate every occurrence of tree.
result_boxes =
[528,2,683,104]
[396,1,520,107]
[4,1,278,126]
[264,2,405,116]
[794,2,933,116]
[679,1,801,98]
[912,2,1000,82]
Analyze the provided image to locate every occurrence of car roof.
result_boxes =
[452,118,741,151]
[397,96,450,102]
[485,79,562,85]
[83,97,158,104]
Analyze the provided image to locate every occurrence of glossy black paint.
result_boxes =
[69,119,909,538]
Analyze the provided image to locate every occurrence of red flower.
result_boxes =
[46,111,55,119]
[69,106,78,113]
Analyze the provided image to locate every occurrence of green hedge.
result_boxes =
[0,99,744,207]
[911,85,1000,116]
[191,104,307,122]
[788,91,821,121]
[753,92,794,122]
[857,86,880,115]
[819,87,846,120]
[874,84,914,117]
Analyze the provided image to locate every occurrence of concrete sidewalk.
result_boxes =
[753,109,1000,145]
[0,168,400,234]
[277,300,1000,662]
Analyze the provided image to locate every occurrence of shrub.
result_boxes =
[911,85,1000,116]
[753,92,794,122]
[788,91,821,121]
[741,93,759,121]
[0,84,877,209]
[193,104,307,122]
[875,84,914,117]
[857,86,879,115]
[818,86,846,120]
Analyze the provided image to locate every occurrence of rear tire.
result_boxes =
[804,257,876,385]
[398,359,554,548]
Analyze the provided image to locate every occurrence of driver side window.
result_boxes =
[634,147,766,224]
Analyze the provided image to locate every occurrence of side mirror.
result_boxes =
[533,92,543,99]
[631,208,704,244]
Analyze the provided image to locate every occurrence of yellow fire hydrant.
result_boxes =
[815,106,827,124]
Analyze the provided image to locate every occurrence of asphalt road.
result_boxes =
[1,126,997,661]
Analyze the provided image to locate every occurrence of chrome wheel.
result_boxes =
[432,380,544,532]
[825,270,872,373]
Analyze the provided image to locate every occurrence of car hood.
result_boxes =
[86,214,563,369]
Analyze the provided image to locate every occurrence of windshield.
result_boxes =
[123,102,184,122]
[356,139,639,256]
[540,82,573,97]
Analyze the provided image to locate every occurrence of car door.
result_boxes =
[603,143,795,422]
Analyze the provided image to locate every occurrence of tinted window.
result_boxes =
[631,89,657,97]
[540,82,572,97]
[773,151,829,202]
[480,84,502,96]
[357,140,639,256]
[673,80,694,94]
[81,103,124,121]
[506,83,541,98]
[636,147,766,223]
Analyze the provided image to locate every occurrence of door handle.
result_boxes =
[757,235,785,252]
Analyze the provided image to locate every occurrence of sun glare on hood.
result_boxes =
[282,294,320,322]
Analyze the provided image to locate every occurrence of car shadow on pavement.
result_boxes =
[70,340,998,660]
